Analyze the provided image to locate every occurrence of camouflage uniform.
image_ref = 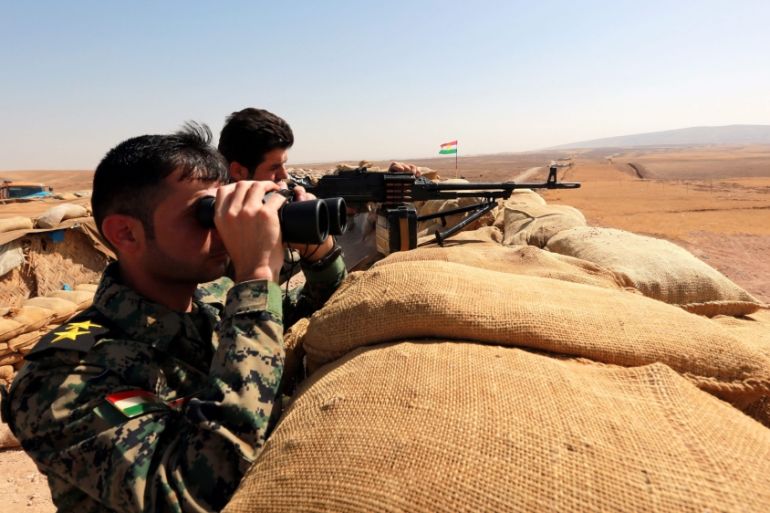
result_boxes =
[2,253,345,512]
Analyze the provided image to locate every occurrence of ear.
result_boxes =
[101,214,146,257]
[229,161,252,181]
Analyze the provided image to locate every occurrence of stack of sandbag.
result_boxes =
[546,227,765,316]
[373,242,628,292]
[226,343,770,513]
[227,257,770,512]
[35,203,90,229]
[0,283,97,389]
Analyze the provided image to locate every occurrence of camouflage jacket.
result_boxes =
[197,248,347,328]
[3,255,345,512]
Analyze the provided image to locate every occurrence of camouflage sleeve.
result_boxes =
[8,280,284,512]
[283,253,347,327]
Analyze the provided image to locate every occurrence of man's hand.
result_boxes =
[288,185,335,262]
[389,161,421,177]
[214,180,286,283]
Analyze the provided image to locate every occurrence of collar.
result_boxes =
[91,263,219,352]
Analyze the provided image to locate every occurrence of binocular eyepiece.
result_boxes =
[195,190,347,245]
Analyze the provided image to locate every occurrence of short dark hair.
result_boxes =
[92,122,228,239]
[218,108,294,174]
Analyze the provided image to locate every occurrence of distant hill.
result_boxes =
[552,125,770,149]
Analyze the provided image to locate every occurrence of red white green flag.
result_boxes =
[439,140,458,155]
[106,390,167,418]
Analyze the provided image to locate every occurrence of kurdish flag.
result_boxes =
[106,389,167,418]
[439,140,458,155]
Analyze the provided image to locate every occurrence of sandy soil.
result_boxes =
[0,449,53,513]
[1,144,768,510]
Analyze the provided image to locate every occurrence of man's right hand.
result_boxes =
[214,180,286,283]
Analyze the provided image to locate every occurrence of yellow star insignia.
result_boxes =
[51,321,104,343]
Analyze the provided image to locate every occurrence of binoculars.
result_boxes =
[195,190,347,244]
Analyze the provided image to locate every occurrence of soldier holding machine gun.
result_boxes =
[3,123,345,512]
[216,107,421,271]
[216,108,579,267]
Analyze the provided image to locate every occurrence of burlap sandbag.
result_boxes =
[35,203,89,229]
[493,189,547,228]
[417,226,503,247]
[374,243,627,291]
[49,289,94,310]
[546,227,764,316]
[11,305,55,333]
[503,204,586,248]
[712,309,770,427]
[226,342,770,513]
[0,318,24,342]
[711,309,770,357]
[301,261,770,406]
[74,283,99,292]
[0,216,34,233]
[7,329,45,353]
[24,296,77,323]
[0,352,23,366]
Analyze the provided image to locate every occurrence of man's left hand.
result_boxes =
[389,161,420,177]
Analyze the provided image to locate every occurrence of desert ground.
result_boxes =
[1,144,769,511]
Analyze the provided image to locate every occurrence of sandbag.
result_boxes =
[0,352,23,366]
[24,296,77,323]
[546,227,764,316]
[75,283,99,292]
[49,289,94,310]
[35,203,89,229]
[0,216,34,233]
[493,189,547,228]
[10,305,55,333]
[225,342,770,513]
[53,192,79,201]
[711,309,770,357]
[503,204,586,247]
[0,317,24,342]
[300,261,770,407]
[7,329,45,353]
[417,226,503,247]
[375,243,627,291]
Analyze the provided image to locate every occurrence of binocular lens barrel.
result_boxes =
[195,194,346,245]
[322,198,347,236]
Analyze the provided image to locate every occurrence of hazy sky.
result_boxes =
[2,0,769,169]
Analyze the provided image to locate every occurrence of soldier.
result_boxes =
[1,123,345,511]
[217,107,419,271]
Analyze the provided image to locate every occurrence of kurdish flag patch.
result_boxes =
[106,390,169,419]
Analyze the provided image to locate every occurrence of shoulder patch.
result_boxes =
[105,389,170,419]
[27,319,110,357]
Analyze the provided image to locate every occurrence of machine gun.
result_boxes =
[291,165,580,254]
